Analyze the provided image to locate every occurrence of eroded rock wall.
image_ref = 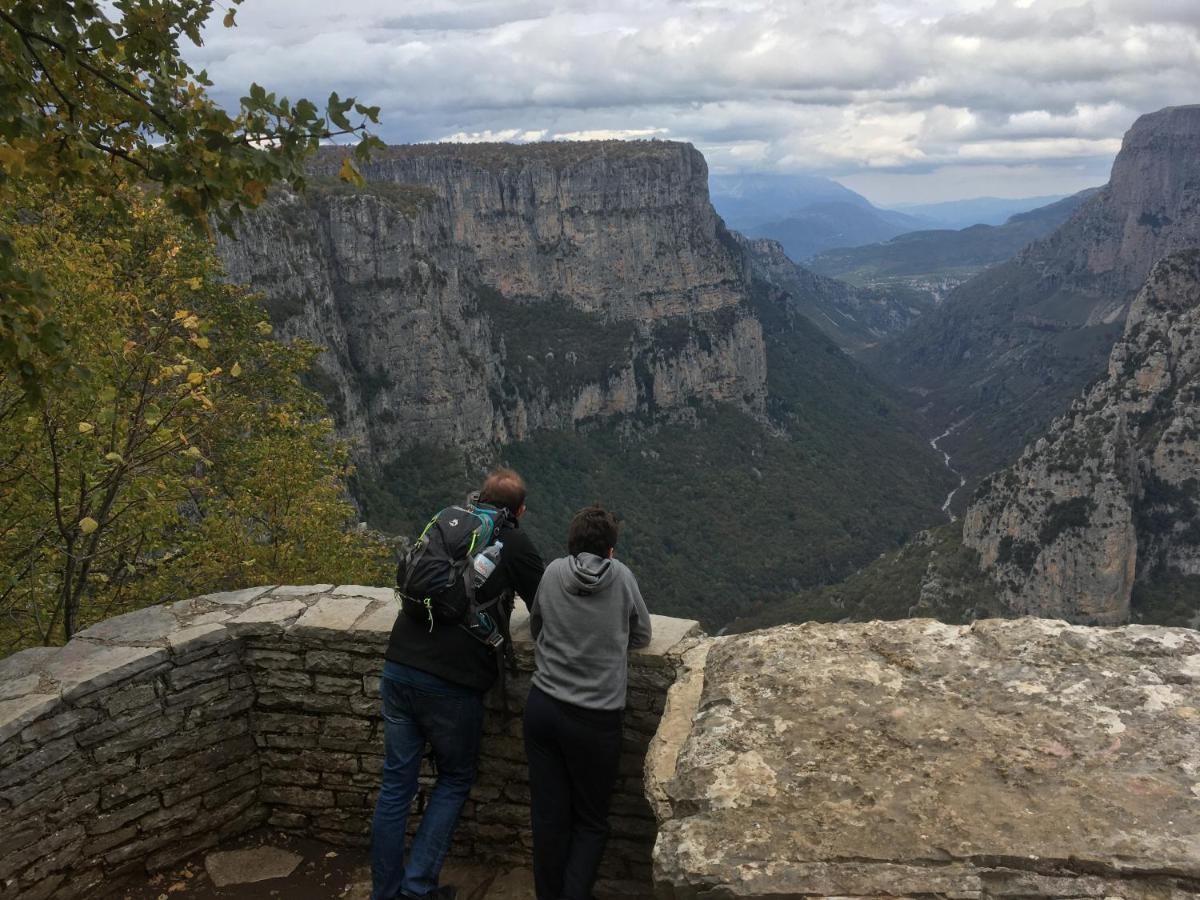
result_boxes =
[963,250,1200,623]
[218,142,768,462]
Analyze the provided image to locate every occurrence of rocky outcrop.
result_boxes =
[219,142,767,461]
[0,586,700,898]
[871,105,1200,486]
[963,251,1200,623]
[649,618,1200,899]
[736,235,932,350]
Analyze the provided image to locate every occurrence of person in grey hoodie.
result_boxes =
[523,505,652,900]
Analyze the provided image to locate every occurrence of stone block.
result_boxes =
[85,793,160,834]
[75,605,177,647]
[0,674,40,703]
[160,753,258,808]
[255,711,321,734]
[164,677,229,709]
[97,681,159,715]
[292,594,375,639]
[314,673,361,694]
[257,689,350,714]
[331,585,396,602]
[348,599,401,636]
[46,642,168,702]
[167,623,229,655]
[262,767,320,787]
[203,772,260,810]
[267,584,333,599]
[0,694,59,744]
[91,711,186,763]
[265,733,317,749]
[186,690,255,725]
[225,599,307,637]
[264,669,313,691]
[166,651,243,690]
[138,719,250,766]
[0,734,75,790]
[242,647,303,670]
[19,706,101,744]
[322,715,373,741]
[259,785,334,808]
[74,703,159,747]
[80,823,139,858]
[267,810,308,829]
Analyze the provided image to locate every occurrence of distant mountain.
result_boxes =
[737,235,933,351]
[866,105,1200,491]
[891,195,1069,229]
[809,190,1100,285]
[710,174,928,262]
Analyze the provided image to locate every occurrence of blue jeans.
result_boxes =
[371,661,484,899]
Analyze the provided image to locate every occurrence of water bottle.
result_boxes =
[472,541,502,588]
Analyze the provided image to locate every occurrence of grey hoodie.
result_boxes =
[529,552,652,711]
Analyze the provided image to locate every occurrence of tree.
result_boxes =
[0,0,383,398]
[0,184,390,649]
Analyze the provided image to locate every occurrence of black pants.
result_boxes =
[523,684,623,900]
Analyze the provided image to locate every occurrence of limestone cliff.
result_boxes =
[870,104,1200,486]
[963,251,1200,623]
[219,142,767,463]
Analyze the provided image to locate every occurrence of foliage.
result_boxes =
[360,401,953,631]
[1037,496,1095,546]
[1131,572,1200,628]
[0,0,384,398]
[0,187,389,650]
[728,525,1000,633]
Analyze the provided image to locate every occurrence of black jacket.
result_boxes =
[385,517,545,692]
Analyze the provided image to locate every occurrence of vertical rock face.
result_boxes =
[871,105,1200,484]
[963,251,1200,623]
[218,142,767,463]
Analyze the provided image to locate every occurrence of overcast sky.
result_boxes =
[189,0,1200,205]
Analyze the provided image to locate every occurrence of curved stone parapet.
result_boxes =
[0,586,700,899]
[647,617,1200,899]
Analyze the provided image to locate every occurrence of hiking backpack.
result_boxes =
[397,500,508,645]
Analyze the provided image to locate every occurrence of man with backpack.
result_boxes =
[372,469,545,900]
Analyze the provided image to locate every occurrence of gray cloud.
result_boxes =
[187,0,1200,202]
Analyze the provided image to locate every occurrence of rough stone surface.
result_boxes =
[204,846,302,886]
[651,618,1200,899]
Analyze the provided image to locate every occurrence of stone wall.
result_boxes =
[0,585,699,899]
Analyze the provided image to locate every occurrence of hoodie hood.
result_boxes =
[561,552,616,595]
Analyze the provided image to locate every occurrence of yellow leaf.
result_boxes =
[79,517,99,535]
[182,315,200,330]
[223,8,236,27]
[192,335,210,349]
[104,452,124,464]
[78,422,95,434]
[187,372,204,386]
[338,156,363,185]
[173,309,190,321]
[244,180,267,204]
[183,446,202,460]
[255,321,273,336]
[230,362,242,378]
[187,277,203,290]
